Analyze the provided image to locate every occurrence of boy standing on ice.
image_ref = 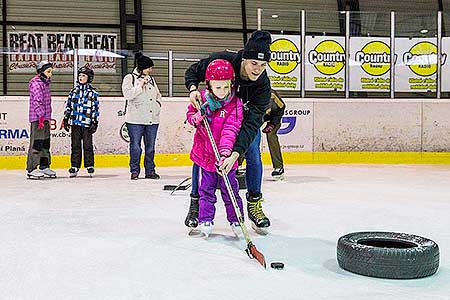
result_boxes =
[63,66,99,177]
[186,59,244,238]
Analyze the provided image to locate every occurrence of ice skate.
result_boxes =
[198,221,214,239]
[247,192,270,235]
[230,222,243,238]
[27,169,44,179]
[87,167,95,177]
[40,168,56,178]
[68,167,79,178]
[271,167,285,181]
[185,194,199,229]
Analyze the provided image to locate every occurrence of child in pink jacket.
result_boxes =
[186,59,244,238]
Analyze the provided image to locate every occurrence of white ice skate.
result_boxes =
[198,221,214,239]
[27,169,44,179]
[87,167,95,177]
[40,168,56,178]
[68,167,78,178]
[230,222,243,239]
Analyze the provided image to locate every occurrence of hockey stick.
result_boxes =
[194,99,266,269]
[163,177,192,194]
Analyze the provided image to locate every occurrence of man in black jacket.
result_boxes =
[185,31,272,233]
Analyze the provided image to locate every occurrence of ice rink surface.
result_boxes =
[0,164,449,300]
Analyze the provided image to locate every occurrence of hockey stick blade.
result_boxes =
[245,242,266,269]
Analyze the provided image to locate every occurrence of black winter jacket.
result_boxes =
[185,50,271,155]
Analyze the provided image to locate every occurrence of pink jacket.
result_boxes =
[187,89,243,172]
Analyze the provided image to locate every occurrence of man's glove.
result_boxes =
[38,116,45,129]
[217,151,240,175]
[63,118,71,132]
[262,122,275,134]
[89,122,98,134]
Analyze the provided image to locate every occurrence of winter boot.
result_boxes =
[87,167,95,177]
[184,194,199,228]
[271,167,285,180]
[198,221,214,238]
[145,171,160,179]
[246,192,270,234]
[69,167,79,178]
[40,167,56,178]
[27,169,44,179]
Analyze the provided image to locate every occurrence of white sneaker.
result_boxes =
[40,168,56,178]
[230,222,243,238]
[198,221,214,238]
[27,169,44,179]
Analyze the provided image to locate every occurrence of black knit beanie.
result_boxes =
[243,31,272,62]
[135,52,154,71]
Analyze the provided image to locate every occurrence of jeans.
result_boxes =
[244,129,262,194]
[126,123,159,175]
[191,163,200,196]
[191,129,263,195]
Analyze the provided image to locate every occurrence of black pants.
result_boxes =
[71,125,94,168]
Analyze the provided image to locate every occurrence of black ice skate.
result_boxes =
[185,194,199,230]
[271,167,285,181]
[69,167,79,178]
[247,192,270,235]
[87,167,95,177]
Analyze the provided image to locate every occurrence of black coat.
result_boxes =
[185,50,271,155]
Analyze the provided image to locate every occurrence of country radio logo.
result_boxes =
[355,41,391,76]
[308,40,345,75]
[269,38,300,74]
[402,41,447,77]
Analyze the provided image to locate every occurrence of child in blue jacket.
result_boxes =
[63,66,99,177]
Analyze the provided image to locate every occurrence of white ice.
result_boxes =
[0,165,449,300]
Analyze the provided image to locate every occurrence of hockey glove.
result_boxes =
[89,122,98,134]
[63,118,71,132]
[262,122,275,134]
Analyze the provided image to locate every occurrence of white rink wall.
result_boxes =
[312,99,450,152]
[1,96,450,157]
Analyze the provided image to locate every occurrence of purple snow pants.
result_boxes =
[198,168,244,224]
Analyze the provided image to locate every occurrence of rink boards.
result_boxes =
[1,96,450,169]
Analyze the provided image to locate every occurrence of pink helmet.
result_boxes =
[205,59,235,81]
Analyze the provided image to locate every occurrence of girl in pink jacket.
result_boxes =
[186,59,244,238]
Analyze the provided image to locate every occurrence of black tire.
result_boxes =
[337,232,439,279]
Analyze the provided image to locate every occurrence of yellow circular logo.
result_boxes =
[308,40,345,75]
[269,39,300,74]
[403,42,437,77]
[355,41,391,76]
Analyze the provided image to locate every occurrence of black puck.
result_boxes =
[270,262,284,270]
